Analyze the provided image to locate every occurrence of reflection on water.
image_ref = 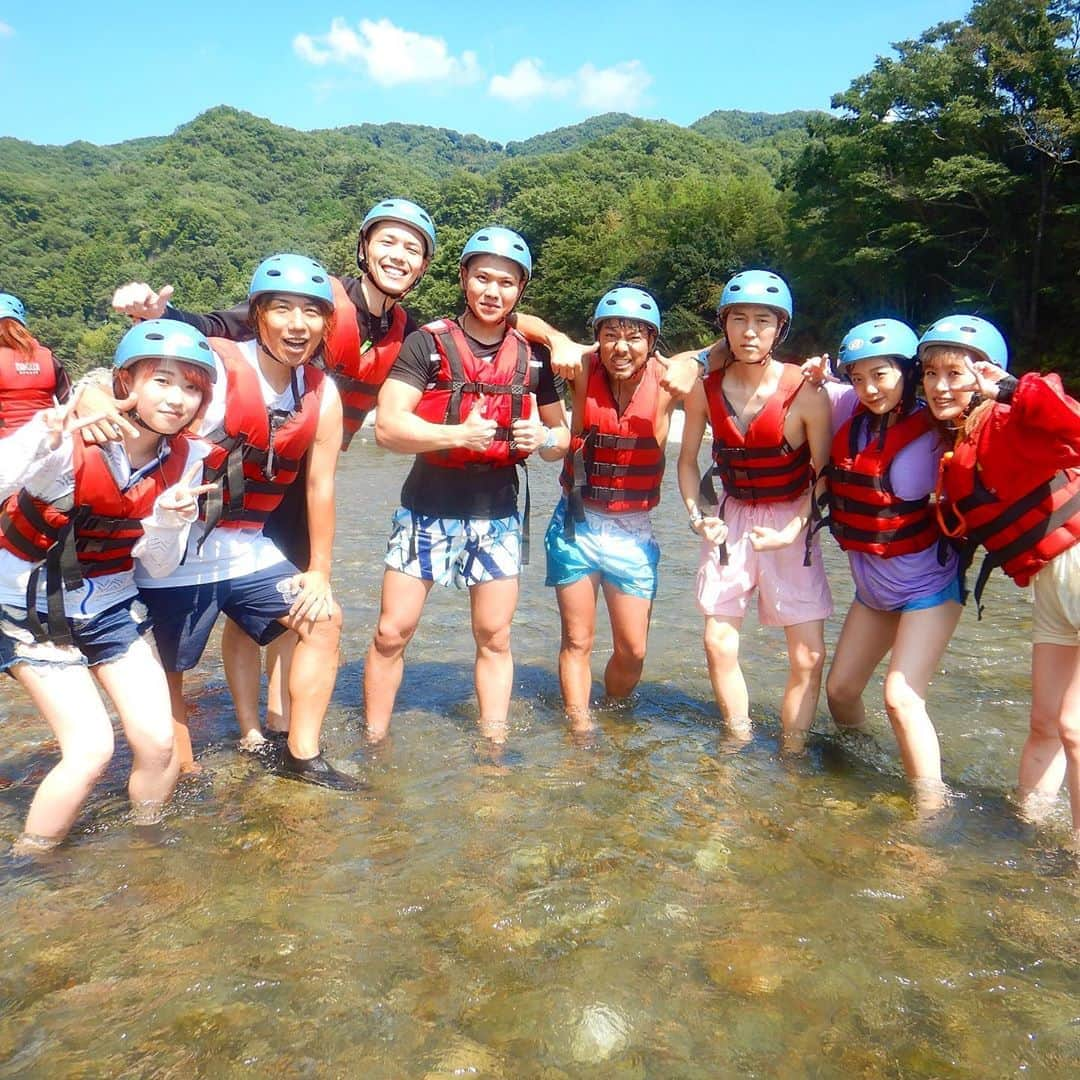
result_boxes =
[0,445,1077,1076]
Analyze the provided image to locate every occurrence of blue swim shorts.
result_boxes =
[544,498,660,601]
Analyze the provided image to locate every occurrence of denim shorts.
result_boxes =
[140,561,298,672]
[0,596,153,674]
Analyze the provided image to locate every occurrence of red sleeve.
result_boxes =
[991,372,1080,464]
[979,373,1080,500]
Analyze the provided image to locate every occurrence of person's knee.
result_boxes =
[132,724,176,769]
[1058,711,1080,755]
[295,603,342,649]
[1029,695,1062,740]
[883,672,921,722]
[372,612,417,658]
[65,732,114,782]
[704,622,740,666]
[826,669,860,711]
[561,622,595,656]
[613,636,647,669]
[790,638,826,682]
[474,621,512,656]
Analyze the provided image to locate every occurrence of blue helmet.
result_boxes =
[460,227,532,283]
[837,319,919,371]
[718,269,793,341]
[917,314,1008,371]
[593,287,661,334]
[113,319,217,383]
[249,254,334,310]
[0,293,27,326]
[360,198,436,258]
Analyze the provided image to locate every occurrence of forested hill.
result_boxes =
[0,1,1076,380]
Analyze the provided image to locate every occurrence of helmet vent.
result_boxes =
[869,334,886,344]
[146,332,165,341]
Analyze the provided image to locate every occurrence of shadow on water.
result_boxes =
[0,445,1077,1076]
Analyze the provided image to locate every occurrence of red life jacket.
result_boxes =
[0,435,195,642]
[201,339,325,537]
[827,406,942,557]
[323,276,407,450]
[937,413,1080,608]
[0,342,60,434]
[702,362,812,505]
[561,352,664,519]
[414,319,537,469]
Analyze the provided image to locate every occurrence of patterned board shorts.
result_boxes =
[384,508,521,590]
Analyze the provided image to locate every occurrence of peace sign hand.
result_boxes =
[157,460,216,518]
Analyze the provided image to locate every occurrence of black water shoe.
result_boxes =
[278,748,364,792]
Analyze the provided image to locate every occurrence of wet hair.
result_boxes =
[113,356,214,431]
[0,317,37,359]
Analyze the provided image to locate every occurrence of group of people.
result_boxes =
[1,195,1078,856]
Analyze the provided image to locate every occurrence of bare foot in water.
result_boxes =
[237,730,269,753]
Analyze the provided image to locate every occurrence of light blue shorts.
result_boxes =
[384,508,521,590]
[544,498,660,600]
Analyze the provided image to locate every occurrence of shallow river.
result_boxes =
[0,443,1077,1077]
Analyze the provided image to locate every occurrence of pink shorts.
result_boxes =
[695,496,833,626]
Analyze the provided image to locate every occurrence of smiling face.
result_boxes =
[460,254,525,327]
[122,357,209,434]
[596,318,654,382]
[362,221,430,296]
[254,293,329,368]
[723,304,781,364]
[847,356,905,415]
[920,345,979,422]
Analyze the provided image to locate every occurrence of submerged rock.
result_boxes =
[569,1003,631,1063]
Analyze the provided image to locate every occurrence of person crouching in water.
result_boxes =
[366,227,569,751]
[545,287,680,734]
[820,319,962,814]
[135,255,356,790]
[0,321,216,853]
[676,270,833,751]
[920,315,1080,849]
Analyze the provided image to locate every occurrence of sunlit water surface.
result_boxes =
[0,444,1077,1077]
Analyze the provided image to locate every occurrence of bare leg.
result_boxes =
[222,617,265,748]
[469,576,519,743]
[12,663,114,848]
[166,670,199,774]
[1017,642,1071,821]
[555,574,600,729]
[93,637,179,822]
[264,633,295,735]
[884,601,962,812]
[280,617,337,762]
[364,570,433,741]
[780,620,826,753]
[601,580,652,700]
[825,601,897,731]
[703,615,751,737]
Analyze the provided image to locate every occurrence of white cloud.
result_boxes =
[490,59,573,103]
[577,61,651,111]
[0,21,14,37]
[488,58,652,110]
[293,17,482,87]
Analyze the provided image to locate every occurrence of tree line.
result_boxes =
[0,0,1075,382]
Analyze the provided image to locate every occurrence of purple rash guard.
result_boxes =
[824,382,959,611]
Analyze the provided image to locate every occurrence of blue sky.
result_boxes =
[1,2,975,146]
